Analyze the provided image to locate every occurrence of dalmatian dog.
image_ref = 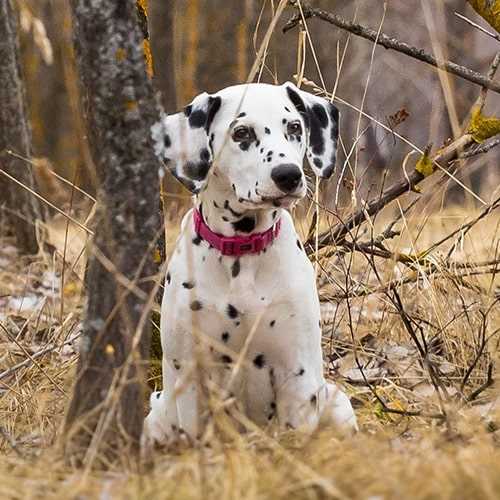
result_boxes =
[144,82,357,446]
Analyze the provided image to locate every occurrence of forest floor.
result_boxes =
[0,200,499,500]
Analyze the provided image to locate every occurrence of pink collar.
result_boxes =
[193,209,281,256]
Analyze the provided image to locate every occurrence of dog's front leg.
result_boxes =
[174,369,200,440]
[143,361,180,446]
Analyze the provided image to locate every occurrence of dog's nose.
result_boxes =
[271,164,302,193]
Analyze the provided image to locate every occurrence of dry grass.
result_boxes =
[1,201,499,499]
[1,1,500,498]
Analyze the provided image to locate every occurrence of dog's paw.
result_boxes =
[322,383,358,435]
[142,390,176,449]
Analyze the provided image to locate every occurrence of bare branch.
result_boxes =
[306,134,475,250]
[283,5,500,95]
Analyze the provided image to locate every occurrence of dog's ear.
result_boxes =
[151,92,222,193]
[283,82,339,179]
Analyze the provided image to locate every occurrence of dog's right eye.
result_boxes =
[233,126,251,142]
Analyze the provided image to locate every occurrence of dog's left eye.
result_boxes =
[287,121,302,135]
[233,126,252,142]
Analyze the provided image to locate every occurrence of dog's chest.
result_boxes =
[201,249,279,314]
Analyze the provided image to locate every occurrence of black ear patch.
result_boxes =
[151,92,222,194]
[285,84,339,179]
[286,86,307,116]
[205,96,222,133]
[188,109,207,128]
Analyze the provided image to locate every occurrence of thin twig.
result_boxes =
[458,137,500,158]
[283,5,500,95]
[0,426,23,457]
[454,11,500,43]
[306,134,475,250]
[0,331,82,383]
[0,323,67,394]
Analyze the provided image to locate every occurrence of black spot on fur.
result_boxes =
[222,216,229,222]
[213,200,219,209]
[233,216,256,233]
[296,367,305,376]
[156,392,161,399]
[260,148,264,154]
[227,304,239,318]
[270,320,276,327]
[313,157,323,169]
[190,300,203,311]
[221,332,230,343]
[166,272,171,284]
[189,109,207,128]
[279,153,285,157]
[296,239,302,250]
[173,359,181,370]
[239,142,250,151]
[231,259,240,278]
[310,394,317,405]
[221,354,233,364]
[182,281,195,289]
[272,210,277,219]
[164,134,171,148]
[285,106,291,112]
[253,354,266,368]
[237,112,246,118]
[256,140,260,147]
[264,127,270,134]
[231,184,236,192]
[200,148,210,162]
[192,235,202,245]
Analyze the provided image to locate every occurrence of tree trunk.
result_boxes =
[0,0,44,254]
[64,0,160,464]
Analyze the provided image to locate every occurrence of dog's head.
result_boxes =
[152,82,339,207]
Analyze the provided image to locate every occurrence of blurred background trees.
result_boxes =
[14,0,499,209]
